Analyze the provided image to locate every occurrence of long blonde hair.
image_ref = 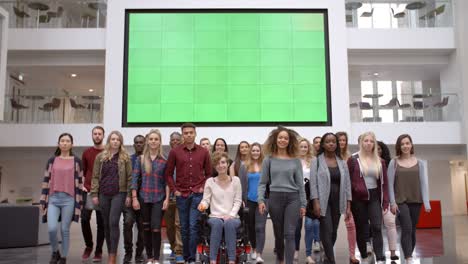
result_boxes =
[142,129,165,173]
[100,130,130,162]
[245,142,264,173]
[298,138,314,168]
[358,131,382,178]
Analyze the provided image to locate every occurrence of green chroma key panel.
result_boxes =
[123,10,331,126]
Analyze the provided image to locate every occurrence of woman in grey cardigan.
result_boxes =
[310,133,352,264]
[388,134,430,264]
[258,127,307,264]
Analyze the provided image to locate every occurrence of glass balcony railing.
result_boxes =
[349,92,458,123]
[4,94,103,124]
[345,0,452,28]
[0,0,106,28]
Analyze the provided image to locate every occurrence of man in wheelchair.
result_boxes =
[197,152,250,264]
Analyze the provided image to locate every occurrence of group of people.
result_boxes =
[40,123,430,264]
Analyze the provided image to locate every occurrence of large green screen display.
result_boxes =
[124,10,331,126]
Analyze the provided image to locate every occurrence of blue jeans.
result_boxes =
[208,218,241,262]
[176,193,202,262]
[47,192,75,257]
[304,217,320,256]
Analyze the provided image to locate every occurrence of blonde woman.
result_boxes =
[91,131,132,264]
[258,127,306,264]
[347,132,389,264]
[131,130,170,264]
[336,131,359,264]
[239,142,267,263]
[295,138,320,264]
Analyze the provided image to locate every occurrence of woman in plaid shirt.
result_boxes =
[131,129,170,264]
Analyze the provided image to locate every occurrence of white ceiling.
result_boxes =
[8,65,105,96]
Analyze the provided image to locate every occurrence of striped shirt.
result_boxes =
[131,155,167,203]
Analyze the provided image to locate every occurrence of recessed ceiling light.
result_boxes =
[18,73,24,81]
[373,72,379,76]
[89,89,94,92]
[70,73,77,78]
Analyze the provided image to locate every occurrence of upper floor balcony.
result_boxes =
[0,0,107,29]
[345,0,452,29]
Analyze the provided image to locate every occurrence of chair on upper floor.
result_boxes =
[432,96,449,108]
[10,98,29,110]
[39,98,61,111]
[391,8,406,18]
[379,98,399,109]
[413,101,428,110]
[359,102,373,110]
[361,8,374,17]
[70,98,86,109]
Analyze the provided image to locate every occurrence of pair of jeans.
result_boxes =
[320,197,341,262]
[294,217,303,251]
[304,217,320,256]
[268,192,301,264]
[176,193,203,262]
[100,192,126,254]
[47,192,75,257]
[81,192,104,254]
[383,209,397,251]
[164,199,183,255]
[207,217,241,262]
[123,205,144,257]
[351,188,385,261]
[398,203,422,258]
[246,200,268,254]
[345,214,357,258]
[141,200,164,260]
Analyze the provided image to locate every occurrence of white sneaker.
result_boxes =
[294,250,299,260]
[360,257,369,264]
[312,241,321,252]
[256,256,264,263]
[366,242,373,254]
[306,256,315,264]
[250,252,257,260]
[406,258,414,264]
[376,261,385,264]
[145,261,152,264]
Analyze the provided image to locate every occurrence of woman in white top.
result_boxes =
[294,138,320,264]
[198,152,242,264]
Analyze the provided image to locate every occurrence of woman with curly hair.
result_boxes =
[258,127,306,264]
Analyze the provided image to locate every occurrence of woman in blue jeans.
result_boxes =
[294,138,320,264]
[40,133,83,264]
[198,152,242,264]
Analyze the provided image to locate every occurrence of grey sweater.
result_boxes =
[257,157,307,208]
[387,158,431,210]
[310,154,352,216]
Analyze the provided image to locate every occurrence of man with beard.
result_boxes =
[81,126,106,262]
[123,135,146,263]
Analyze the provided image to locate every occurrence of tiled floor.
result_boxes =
[0,215,467,264]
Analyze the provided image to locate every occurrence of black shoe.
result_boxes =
[390,255,399,261]
[58,258,66,264]
[49,251,61,264]
[123,253,132,264]
[135,254,144,263]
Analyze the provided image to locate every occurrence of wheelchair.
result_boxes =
[196,207,251,264]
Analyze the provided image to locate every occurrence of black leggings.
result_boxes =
[320,195,341,262]
[351,189,385,261]
[141,200,164,260]
[398,203,422,258]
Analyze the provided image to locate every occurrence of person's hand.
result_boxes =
[258,202,266,215]
[125,197,131,207]
[132,198,140,210]
[174,191,181,197]
[162,199,169,211]
[92,197,99,206]
[40,204,46,215]
[198,203,207,212]
[82,186,88,192]
[390,204,398,215]
[313,200,321,218]
[425,208,431,213]
[222,215,233,221]
[345,206,352,221]
[300,208,306,217]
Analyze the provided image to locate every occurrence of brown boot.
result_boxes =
[107,254,116,264]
